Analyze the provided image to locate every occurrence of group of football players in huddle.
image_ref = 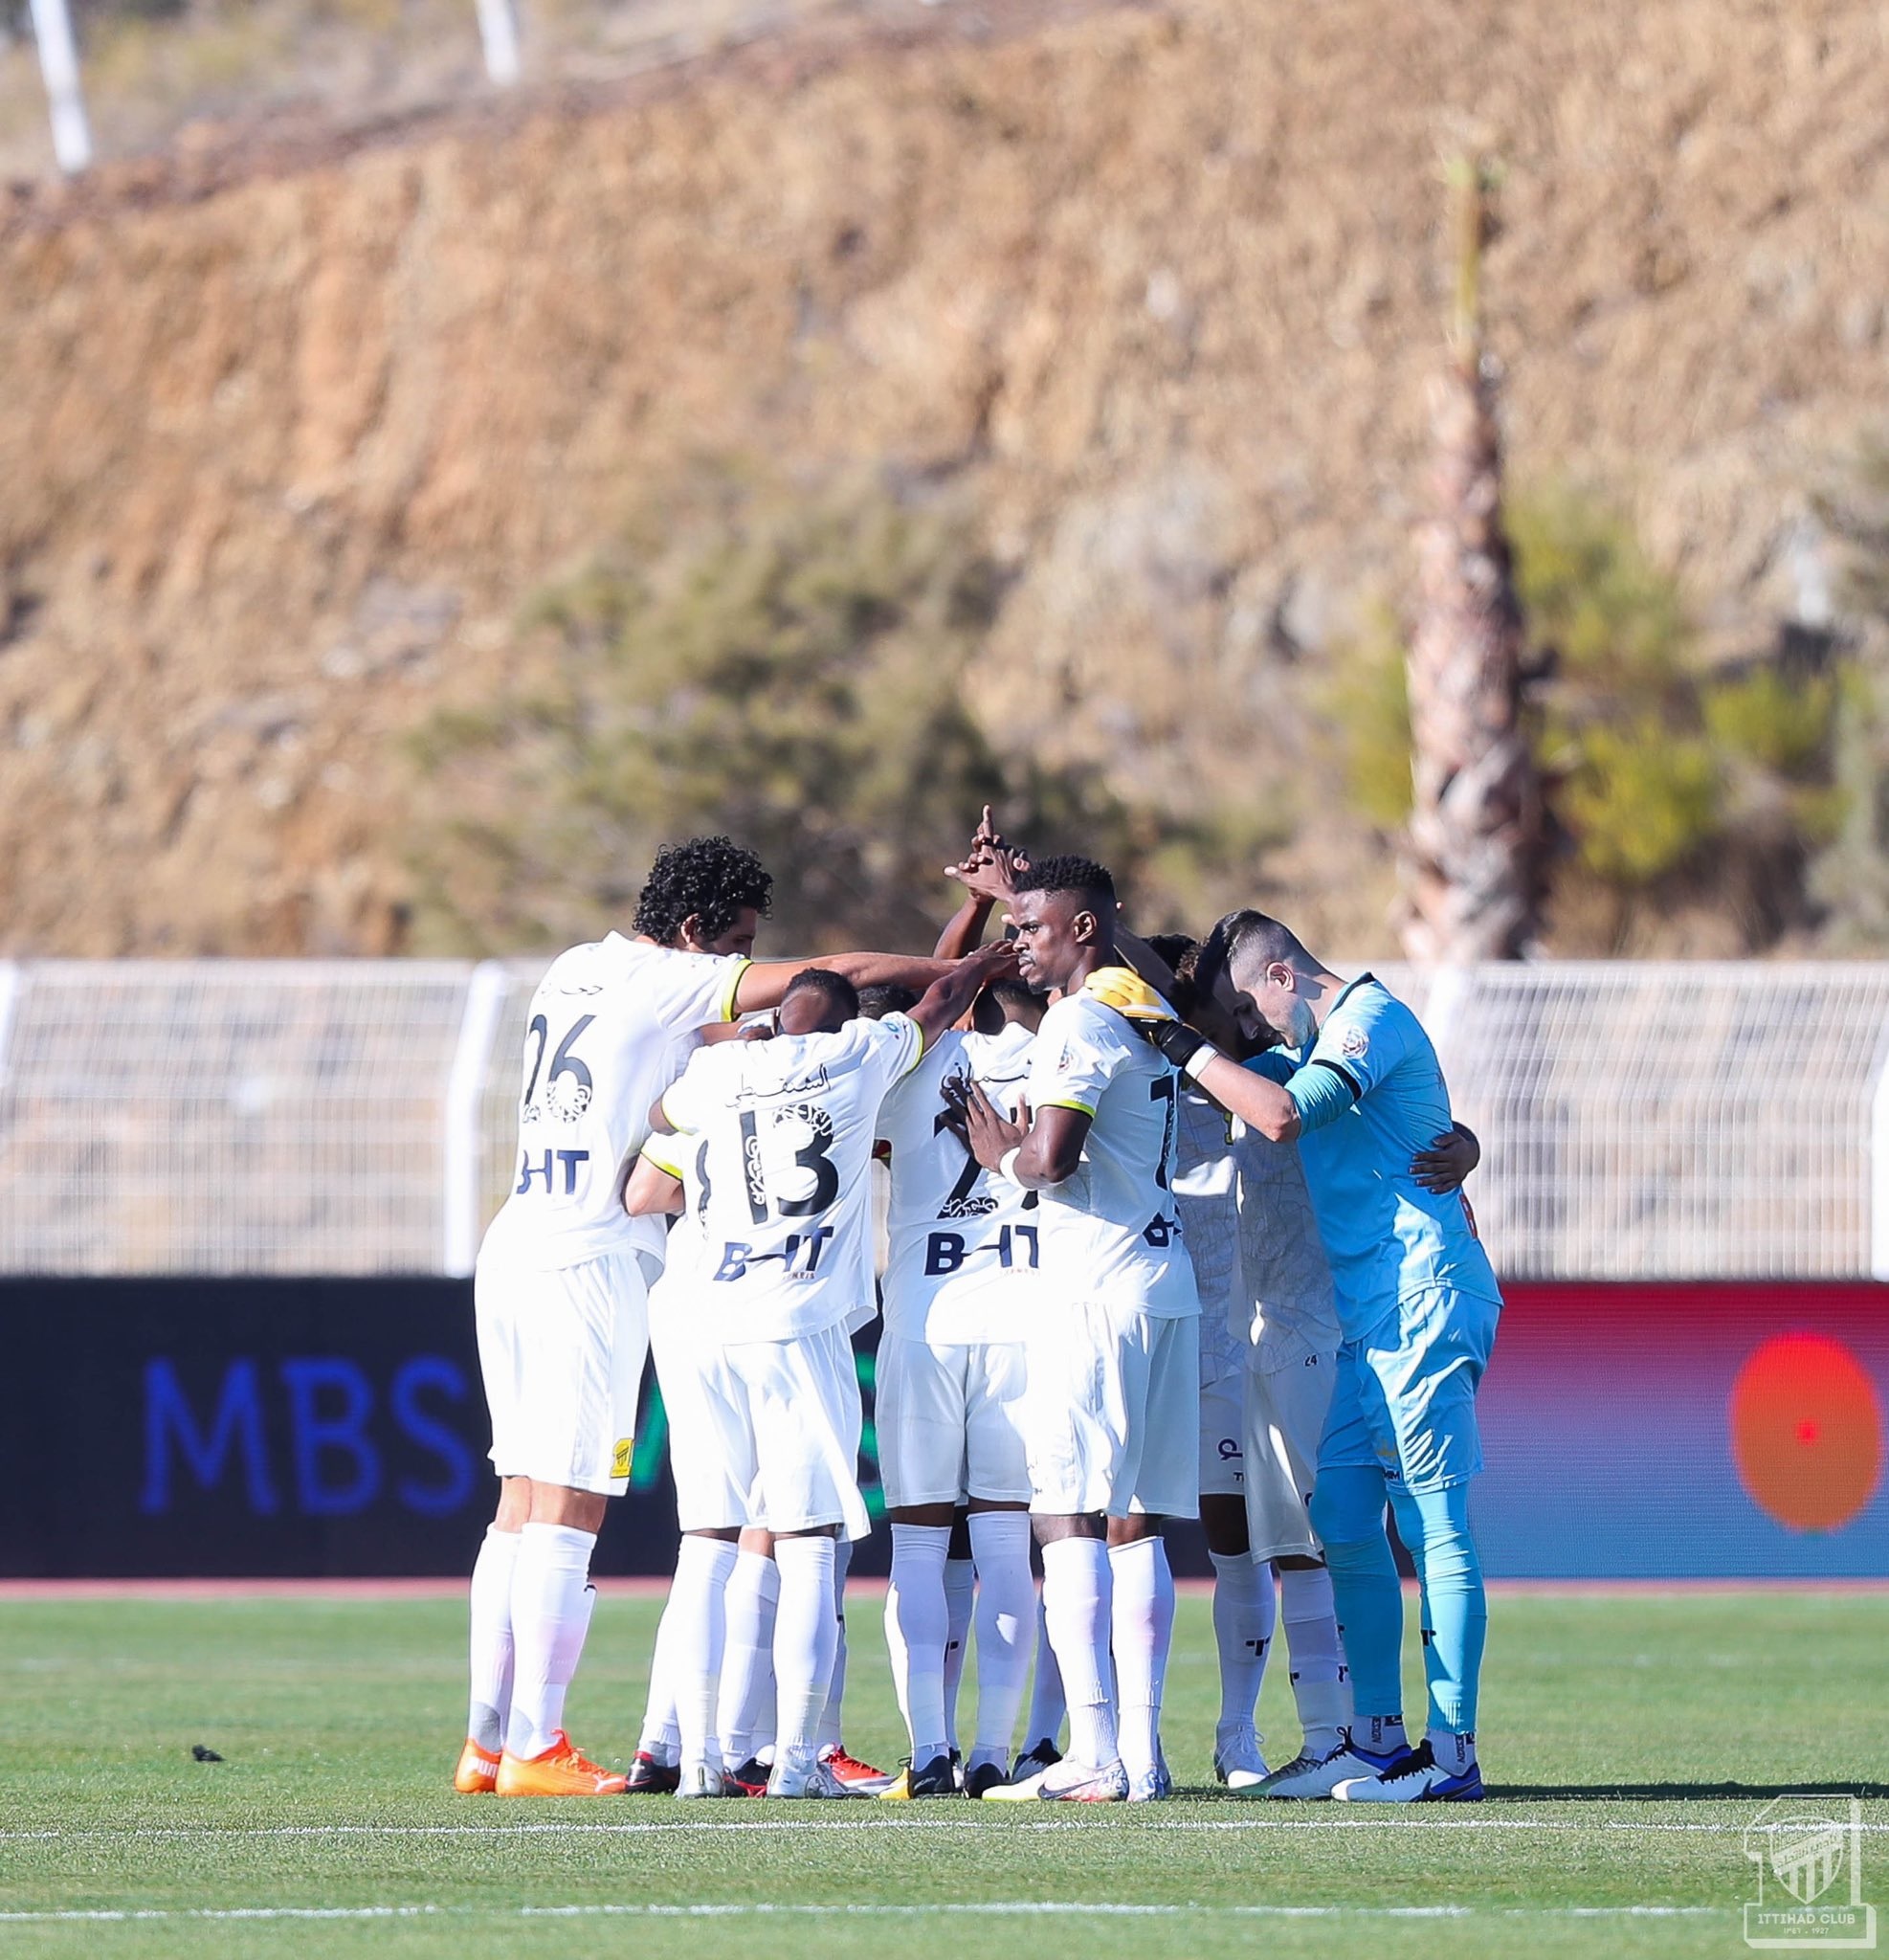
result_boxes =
[454,815,1502,1806]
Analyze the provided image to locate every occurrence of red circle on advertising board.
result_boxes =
[1728,1333,1882,1534]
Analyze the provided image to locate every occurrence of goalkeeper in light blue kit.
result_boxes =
[1102,909,1500,1802]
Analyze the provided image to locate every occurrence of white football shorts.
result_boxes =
[1198,1367,1246,1500]
[875,1335,1033,1510]
[676,1318,872,1541]
[475,1240,655,1497]
[650,1283,756,1533]
[1244,1347,1337,1561]
[1025,1303,1200,1520]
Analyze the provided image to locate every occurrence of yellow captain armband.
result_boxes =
[1080,966,1178,1023]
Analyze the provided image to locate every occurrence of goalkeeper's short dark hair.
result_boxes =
[633,837,774,947]
[1011,854,1117,913]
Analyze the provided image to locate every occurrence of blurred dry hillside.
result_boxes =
[1,0,1885,956]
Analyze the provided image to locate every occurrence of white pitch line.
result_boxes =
[2,1813,1885,1844]
[0,1902,1728,1925]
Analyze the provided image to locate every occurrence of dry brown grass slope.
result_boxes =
[0,0,1884,954]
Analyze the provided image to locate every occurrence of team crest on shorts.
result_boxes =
[611,1437,633,1479]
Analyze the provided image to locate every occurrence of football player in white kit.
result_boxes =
[628,946,1013,1797]
[456,836,954,1798]
[1088,948,1483,1798]
[874,972,1045,1799]
[955,856,1201,1805]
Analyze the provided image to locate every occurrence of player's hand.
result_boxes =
[1411,1126,1477,1192]
[1082,966,1178,1022]
[961,1080,1026,1171]
[962,936,1020,980]
[945,842,1028,907]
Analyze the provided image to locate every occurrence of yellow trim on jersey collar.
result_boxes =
[1033,1096,1098,1119]
[718,958,752,1023]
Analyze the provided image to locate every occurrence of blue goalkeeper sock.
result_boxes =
[1308,1464,1403,1741]
[1390,1481,1486,1742]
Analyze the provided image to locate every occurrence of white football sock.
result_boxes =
[1109,1536,1174,1782]
[1024,1587,1066,1751]
[506,1523,597,1760]
[635,1569,684,1761]
[1039,1536,1117,1769]
[967,1511,1033,1771]
[772,1536,839,1755]
[817,1537,853,1752]
[885,1523,952,1764]
[669,1536,738,1771]
[718,1548,780,1769]
[1209,1549,1275,1735]
[942,1557,975,1752]
[1428,1725,1478,1771]
[466,1525,521,1754]
[1280,1563,1350,1754]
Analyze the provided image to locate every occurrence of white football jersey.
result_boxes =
[1235,1127,1344,1370]
[660,1013,924,1343]
[1022,991,1198,1318]
[1173,1087,1248,1385]
[483,933,748,1271]
[877,1020,1038,1345]
[640,1126,702,1333]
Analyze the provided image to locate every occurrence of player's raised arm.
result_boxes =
[904,939,1018,1049]
[933,808,1009,959]
[1081,966,1304,1143]
[731,949,956,1016]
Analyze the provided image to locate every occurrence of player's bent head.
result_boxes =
[1009,854,1118,990]
[1206,909,1312,991]
[1200,908,1319,1048]
[779,967,860,1036]
[856,983,921,1020]
[633,836,774,956]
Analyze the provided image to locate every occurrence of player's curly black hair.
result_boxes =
[632,836,774,947]
[1011,854,1117,907]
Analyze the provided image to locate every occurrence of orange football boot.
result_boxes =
[454,1739,501,1793]
[495,1730,630,1796]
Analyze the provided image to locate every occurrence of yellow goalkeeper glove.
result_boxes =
[1081,966,1179,1023]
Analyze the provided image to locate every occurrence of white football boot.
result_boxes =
[765,1747,853,1798]
[1242,1727,1413,1800]
[676,1761,727,1799]
[1332,1741,1484,1803]
[983,1756,1129,1803]
[1212,1724,1269,1791]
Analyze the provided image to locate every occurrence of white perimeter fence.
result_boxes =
[0,958,1887,1281]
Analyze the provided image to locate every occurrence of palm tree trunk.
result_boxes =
[1398,158,1545,962]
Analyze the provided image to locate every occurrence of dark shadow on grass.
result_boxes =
[1488,1783,1889,1802]
[1179,1782,1889,1804]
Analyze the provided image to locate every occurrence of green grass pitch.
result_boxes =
[2,1588,1885,1959]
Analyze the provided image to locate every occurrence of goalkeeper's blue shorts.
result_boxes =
[1317,1284,1501,1496]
